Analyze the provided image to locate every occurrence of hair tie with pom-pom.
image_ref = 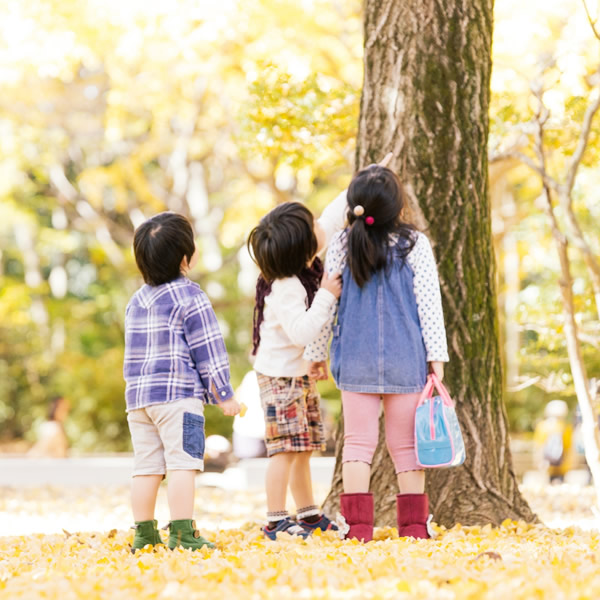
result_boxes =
[365,216,375,226]
[353,205,365,217]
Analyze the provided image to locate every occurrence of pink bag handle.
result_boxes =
[429,373,454,407]
[417,376,435,407]
[416,374,455,442]
[416,376,437,440]
[416,374,453,406]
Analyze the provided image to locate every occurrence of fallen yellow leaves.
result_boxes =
[0,483,598,599]
[0,520,598,599]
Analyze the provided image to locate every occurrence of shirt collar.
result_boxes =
[137,276,189,308]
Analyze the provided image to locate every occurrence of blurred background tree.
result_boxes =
[0,0,598,454]
[0,0,361,451]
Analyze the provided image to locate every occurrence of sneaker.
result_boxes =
[263,517,310,540]
[298,514,339,533]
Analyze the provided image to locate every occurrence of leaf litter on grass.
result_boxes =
[0,482,598,599]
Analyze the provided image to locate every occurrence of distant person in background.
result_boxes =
[28,396,70,458]
[232,371,267,459]
[534,399,573,483]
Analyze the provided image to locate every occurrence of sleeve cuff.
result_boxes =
[211,384,234,404]
[426,354,449,363]
[314,288,337,305]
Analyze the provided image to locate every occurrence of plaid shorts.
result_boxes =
[256,373,325,457]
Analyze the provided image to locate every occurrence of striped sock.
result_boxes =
[297,505,320,522]
[266,511,288,530]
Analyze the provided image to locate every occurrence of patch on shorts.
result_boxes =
[257,374,325,456]
[261,379,307,439]
[182,412,205,459]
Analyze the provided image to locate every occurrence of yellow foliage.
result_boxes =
[0,479,599,600]
[1,521,599,599]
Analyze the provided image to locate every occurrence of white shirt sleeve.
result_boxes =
[406,232,449,362]
[269,278,337,348]
[303,231,348,362]
[316,190,348,248]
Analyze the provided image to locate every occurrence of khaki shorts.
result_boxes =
[127,398,205,476]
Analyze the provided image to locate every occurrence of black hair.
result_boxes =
[247,202,318,282]
[133,212,196,286]
[247,202,321,354]
[346,165,416,288]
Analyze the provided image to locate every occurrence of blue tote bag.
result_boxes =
[415,374,465,468]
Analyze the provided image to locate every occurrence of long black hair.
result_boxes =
[247,202,322,354]
[346,165,416,288]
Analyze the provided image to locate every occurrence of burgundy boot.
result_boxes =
[340,493,374,542]
[396,493,430,539]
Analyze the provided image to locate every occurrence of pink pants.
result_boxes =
[341,391,421,473]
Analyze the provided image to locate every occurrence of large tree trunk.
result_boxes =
[323,0,536,527]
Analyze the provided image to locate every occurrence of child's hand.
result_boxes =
[321,271,342,298]
[309,361,329,381]
[428,361,445,382]
[219,398,241,416]
[377,152,393,167]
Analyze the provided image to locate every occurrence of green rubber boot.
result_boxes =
[167,519,215,551]
[131,520,164,553]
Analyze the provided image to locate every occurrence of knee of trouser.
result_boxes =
[385,438,417,474]
[343,429,378,464]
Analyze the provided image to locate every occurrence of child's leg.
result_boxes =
[383,392,429,539]
[263,452,310,538]
[131,475,163,521]
[382,392,425,493]
[397,470,425,494]
[291,379,331,524]
[165,469,213,549]
[289,451,314,509]
[127,408,167,551]
[291,451,337,531]
[148,397,212,550]
[339,392,380,541]
[167,470,195,519]
[127,407,167,522]
[341,391,381,492]
[265,452,296,515]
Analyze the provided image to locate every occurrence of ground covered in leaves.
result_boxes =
[0,483,598,599]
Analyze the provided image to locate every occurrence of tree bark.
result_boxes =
[323,0,536,527]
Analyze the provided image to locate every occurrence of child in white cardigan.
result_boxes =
[247,194,345,539]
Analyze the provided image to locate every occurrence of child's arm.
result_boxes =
[183,294,236,405]
[270,272,341,348]
[304,230,348,363]
[315,153,393,253]
[407,233,449,365]
[315,189,348,254]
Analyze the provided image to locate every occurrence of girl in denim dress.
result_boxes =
[305,165,449,541]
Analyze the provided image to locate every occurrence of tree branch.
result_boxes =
[565,84,600,194]
[583,0,600,41]
[489,150,560,193]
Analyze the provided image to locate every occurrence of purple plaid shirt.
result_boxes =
[123,277,234,412]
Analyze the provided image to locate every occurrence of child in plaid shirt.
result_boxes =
[124,212,239,552]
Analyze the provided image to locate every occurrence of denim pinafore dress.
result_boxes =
[330,241,427,394]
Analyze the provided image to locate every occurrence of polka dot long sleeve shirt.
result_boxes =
[303,230,449,363]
